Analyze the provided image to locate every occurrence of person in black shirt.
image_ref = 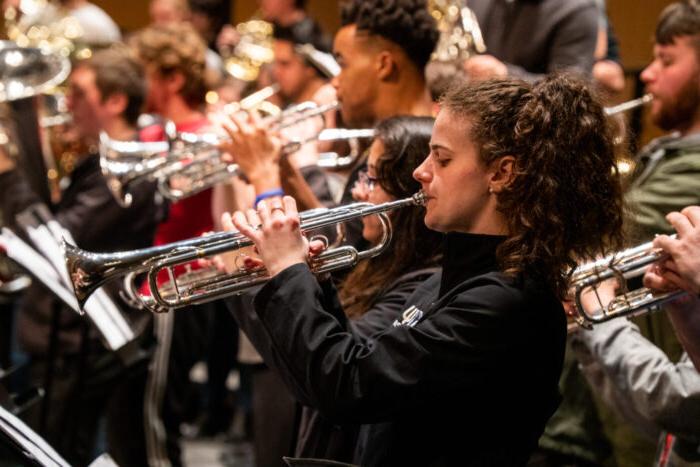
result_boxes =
[0,47,160,466]
[222,74,626,465]
[293,116,442,461]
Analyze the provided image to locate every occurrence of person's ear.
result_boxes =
[376,50,397,81]
[488,155,516,193]
[103,92,128,117]
[166,71,186,95]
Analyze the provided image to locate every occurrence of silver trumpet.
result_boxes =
[64,192,427,313]
[569,235,685,330]
[100,100,345,206]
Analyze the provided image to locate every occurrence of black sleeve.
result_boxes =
[240,263,524,424]
[300,165,335,208]
[350,270,436,337]
[57,166,161,251]
[0,169,44,227]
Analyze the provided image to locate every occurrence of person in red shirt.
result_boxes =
[130,23,220,467]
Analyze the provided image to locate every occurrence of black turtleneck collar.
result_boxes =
[439,232,506,297]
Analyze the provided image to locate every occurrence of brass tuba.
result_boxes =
[0,42,70,102]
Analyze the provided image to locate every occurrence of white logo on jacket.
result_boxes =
[392,305,423,328]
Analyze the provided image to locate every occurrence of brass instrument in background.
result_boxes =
[569,235,685,330]
[4,0,97,201]
[427,0,487,96]
[218,83,281,118]
[100,101,367,206]
[4,0,90,60]
[429,0,486,63]
[0,43,70,294]
[64,192,427,313]
[222,19,274,82]
[603,94,654,176]
[0,43,70,102]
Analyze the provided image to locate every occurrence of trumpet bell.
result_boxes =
[0,44,70,102]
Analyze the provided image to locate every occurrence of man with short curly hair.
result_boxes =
[334,0,437,128]
[249,0,439,244]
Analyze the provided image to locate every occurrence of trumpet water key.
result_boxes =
[64,192,427,312]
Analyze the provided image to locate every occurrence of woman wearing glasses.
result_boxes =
[290,116,443,461]
[222,75,625,465]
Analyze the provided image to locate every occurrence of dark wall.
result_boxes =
[94,0,340,36]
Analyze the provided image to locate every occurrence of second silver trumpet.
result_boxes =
[100,99,349,206]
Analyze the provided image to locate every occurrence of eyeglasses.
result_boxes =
[357,170,379,192]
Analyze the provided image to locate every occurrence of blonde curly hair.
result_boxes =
[130,23,207,106]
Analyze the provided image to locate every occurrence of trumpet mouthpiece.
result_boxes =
[413,191,428,206]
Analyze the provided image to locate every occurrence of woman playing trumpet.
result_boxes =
[300,116,442,460]
[222,74,625,465]
[216,114,442,461]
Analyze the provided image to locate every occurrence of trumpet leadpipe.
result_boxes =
[604,94,653,116]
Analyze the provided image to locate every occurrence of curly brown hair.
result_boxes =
[129,23,207,107]
[440,74,626,298]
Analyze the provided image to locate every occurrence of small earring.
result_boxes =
[488,187,494,194]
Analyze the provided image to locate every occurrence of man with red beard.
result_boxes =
[567,2,700,466]
[628,1,700,241]
[621,0,700,366]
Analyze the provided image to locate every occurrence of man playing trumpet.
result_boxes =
[566,4,700,465]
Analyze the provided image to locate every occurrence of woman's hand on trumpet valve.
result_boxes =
[222,196,327,277]
[645,206,700,295]
[196,230,263,274]
[219,109,283,193]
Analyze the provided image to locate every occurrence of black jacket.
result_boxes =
[233,233,566,466]
[294,267,439,462]
[0,154,161,355]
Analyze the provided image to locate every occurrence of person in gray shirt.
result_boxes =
[570,309,700,466]
[464,0,598,82]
